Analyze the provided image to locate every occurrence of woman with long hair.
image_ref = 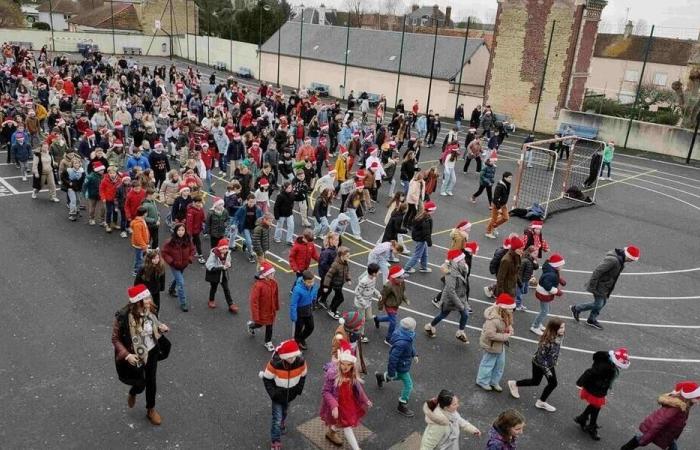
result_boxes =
[507,319,565,413]
[485,409,525,450]
[420,389,481,449]
[404,171,424,229]
[134,249,166,315]
[161,223,195,312]
[476,294,515,392]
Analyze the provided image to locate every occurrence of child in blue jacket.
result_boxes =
[289,270,318,350]
[375,316,418,418]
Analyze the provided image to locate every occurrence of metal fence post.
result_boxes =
[532,20,556,133]
[394,16,406,108]
[425,18,439,114]
[623,25,655,149]
[454,17,471,112]
[342,19,350,100]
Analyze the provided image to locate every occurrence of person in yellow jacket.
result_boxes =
[130,206,151,276]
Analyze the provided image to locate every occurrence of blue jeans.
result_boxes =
[455,120,461,131]
[386,371,413,403]
[515,284,528,308]
[440,167,456,194]
[133,248,144,274]
[400,180,409,194]
[574,295,607,322]
[274,215,295,243]
[431,309,469,330]
[242,229,254,256]
[376,311,397,341]
[169,268,187,306]
[600,161,611,178]
[119,207,128,231]
[476,351,506,386]
[219,153,228,174]
[368,254,389,285]
[270,401,288,442]
[404,241,428,271]
[105,201,117,224]
[345,209,362,237]
[313,216,329,239]
[531,301,550,329]
[205,170,213,192]
[632,434,677,450]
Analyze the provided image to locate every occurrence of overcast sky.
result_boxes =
[290,0,700,39]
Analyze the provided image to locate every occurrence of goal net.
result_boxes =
[512,136,604,219]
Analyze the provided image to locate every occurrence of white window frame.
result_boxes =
[653,72,667,87]
[624,69,639,82]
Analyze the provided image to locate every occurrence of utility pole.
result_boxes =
[531,20,556,133]
[297,6,304,90]
[276,20,282,87]
[686,111,699,164]
[425,18,439,114]
[394,15,406,108]
[454,17,471,112]
[342,18,350,100]
[168,0,175,59]
[110,0,116,54]
[624,25,655,149]
[48,0,55,52]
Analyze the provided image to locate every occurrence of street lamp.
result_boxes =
[258,1,271,81]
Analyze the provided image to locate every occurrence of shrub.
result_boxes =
[32,22,51,30]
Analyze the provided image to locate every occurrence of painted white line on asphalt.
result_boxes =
[621,180,700,212]
[0,177,20,194]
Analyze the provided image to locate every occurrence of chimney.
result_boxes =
[624,20,633,38]
[411,4,419,12]
[318,4,326,26]
[445,6,451,27]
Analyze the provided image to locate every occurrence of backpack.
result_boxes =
[489,247,507,275]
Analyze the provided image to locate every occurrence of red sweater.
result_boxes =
[124,188,146,221]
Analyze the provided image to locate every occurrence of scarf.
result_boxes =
[127,311,160,364]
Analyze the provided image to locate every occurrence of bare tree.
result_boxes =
[633,19,650,36]
[381,0,401,16]
[0,0,23,28]
[344,0,363,27]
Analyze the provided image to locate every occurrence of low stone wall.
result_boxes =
[559,109,697,160]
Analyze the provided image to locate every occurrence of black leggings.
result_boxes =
[463,156,482,173]
[516,362,558,401]
[472,184,493,204]
[319,287,344,312]
[579,404,601,427]
[192,233,202,256]
[209,279,232,305]
[149,225,159,248]
[129,348,158,409]
[294,315,315,343]
[251,323,273,342]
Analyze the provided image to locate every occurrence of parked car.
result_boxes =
[235,67,253,79]
[310,82,330,97]
[360,92,381,107]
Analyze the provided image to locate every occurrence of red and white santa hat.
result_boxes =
[502,237,512,250]
[456,220,471,232]
[84,129,95,137]
[424,201,437,213]
[355,180,365,190]
[624,245,640,261]
[389,141,397,148]
[217,238,229,249]
[320,124,329,131]
[128,284,151,303]
[200,142,209,149]
[211,197,225,209]
[530,220,543,230]
[446,249,465,264]
[154,140,164,149]
[464,241,479,255]
[369,162,380,171]
[389,265,405,279]
[276,339,302,359]
[114,121,123,130]
[113,139,124,147]
[609,347,630,369]
[548,253,565,268]
[259,261,276,278]
[495,293,516,310]
[338,145,348,155]
[92,162,105,173]
[179,183,191,193]
[673,381,700,399]
[509,236,523,251]
[337,339,357,364]
[369,146,378,156]
[355,169,367,180]
[352,131,360,138]
[489,150,498,162]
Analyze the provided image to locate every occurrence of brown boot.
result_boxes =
[147,408,162,425]
[208,300,216,309]
[325,429,343,446]
[127,394,136,408]
[228,304,239,314]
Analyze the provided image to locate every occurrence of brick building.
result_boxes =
[485,0,606,133]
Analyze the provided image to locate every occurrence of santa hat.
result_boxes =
[340,311,365,332]
[121,174,132,183]
[276,339,302,360]
[92,162,105,173]
[259,178,270,188]
[337,339,357,364]
[502,237,512,250]
[456,220,471,232]
[530,220,543,230]
[320,124,329,132]
[509,236,523,251]
[217,238,230,248]
[252,140,260,147]
[389,141,397,148]
[179,184,191,193]
[355,169,366,180]
[200,142,209,149]
[424,201,437,213]
[319,137,327,144]
[352,131,360,138]
[338,145,348,155]
[355,180,365,190]
[446,249,465,264]
[609,347,630,369]
[548,253,565,268]
[304,137,312,143]
[389,265,404,279]
[128,284,151,303]
[674,381,700,400]
[114,121,123,130]
[369,162,379,170]
[84,129,95,137]
[154,140,164,149]
[369,147,378,156]
[488,150,498,162]
[464,241,479,255]
[495,293,516,310]
[258,261,275,278]
[624,245,640,261]
[113,139,124,147]
[211,197,225,209]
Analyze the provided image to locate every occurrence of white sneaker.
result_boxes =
[120,231,128,238]
[51,197,60,203]
[484,232,496,239]
[264,341,275,352]
[483,286,493,297]
[31,192,37,199]
[89,220,96,226]
[530,326,543,336]
[440,192,447,196]
[419,267,432,273]
[22,175,26,181]
[447,192,454,196]
[538,324,546,331]
[535,400,557,412]
[508,380,520,399]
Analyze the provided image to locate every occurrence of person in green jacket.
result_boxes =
[206,197,230,250]
[142,187,161,248]
[599,141,614,180]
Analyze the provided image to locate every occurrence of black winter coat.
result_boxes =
[410,216,433,246]
[274,191,295,219]
[382,211,407,242]
[576,351,618,397]
[492,180,511,208]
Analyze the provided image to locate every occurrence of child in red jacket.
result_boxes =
[288,228,320,288]
[186,193,207,264]
[247,261,280,352]
[124,180,146,224]
[99,166,121,233]
[621,381,700,450]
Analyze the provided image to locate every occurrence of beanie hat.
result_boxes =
[495,293,516,310]
[92,162,105,173]
[609,347,630,369]
[548,253,565,268]
[424,201,437,213]
[400,317,416,331]
[509,236,523,251]
[674,381,700,400]
[276,339,301,360]
[337,339,357,364]
[446,249,465,263]
[259,261,275,278]
[456,220,471,232]
[389,265,405,279]
[530,220,543,230]
[464,241,479,255]
[128,284,151,303]
[217,238,229,248]
[340,311,364,332]
[211,197,225,209]
[624,245,640,261]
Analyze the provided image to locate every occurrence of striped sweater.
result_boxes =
[261,353,307,404]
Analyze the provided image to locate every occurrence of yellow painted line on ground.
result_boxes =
[591,169,657,192]
[342,233,372,251]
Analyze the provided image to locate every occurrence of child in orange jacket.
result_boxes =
[130,206,150,276]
